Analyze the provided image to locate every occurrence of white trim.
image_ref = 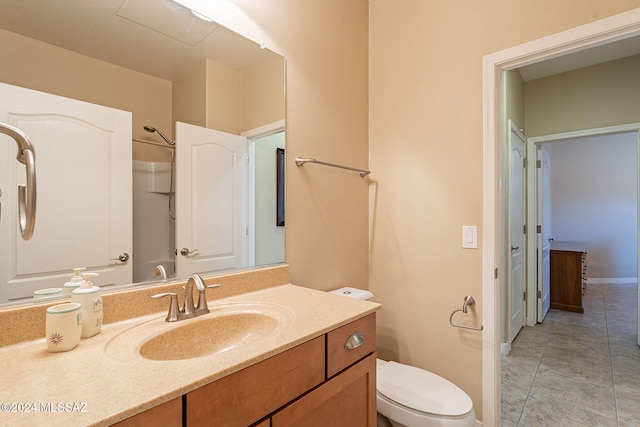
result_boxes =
[528,123,640,144]
[500,342,511,357]
[241,119,285,139]
[587,278,638,285]
[482,8,640,426]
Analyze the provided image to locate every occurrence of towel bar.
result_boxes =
[295,157,370,177]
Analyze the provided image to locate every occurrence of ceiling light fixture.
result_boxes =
[190,9,214,22]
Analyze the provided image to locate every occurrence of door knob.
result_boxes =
[111,253,130,262]
[180,248,198,256]
[511,246,520,251]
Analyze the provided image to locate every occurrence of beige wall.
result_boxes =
[205,59,243,134]
[199,0,370,290]
[0,29,173,161]
[242,54,286,132]
[369,1,640,421]
[173,60,207,130]
[525,54,640,136]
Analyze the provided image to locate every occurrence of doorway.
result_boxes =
[525,128,639,326]
[482,9,640,426]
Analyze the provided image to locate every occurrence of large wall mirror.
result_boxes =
[0,0,285,306]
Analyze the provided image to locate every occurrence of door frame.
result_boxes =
[482,9,640,426]
[526,124,640,327]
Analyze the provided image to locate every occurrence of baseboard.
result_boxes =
[500,341,511,356]
[587,278,638,285]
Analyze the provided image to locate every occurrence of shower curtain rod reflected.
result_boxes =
[132,138,175,149]
[295,157,371,177]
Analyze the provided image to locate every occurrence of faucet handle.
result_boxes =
[196,284,221,314]
[151,292,179,322]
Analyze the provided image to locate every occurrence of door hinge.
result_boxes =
[536,160,541,168]
[523,158,527,168]
[494,268,498,279]
[523,291,527,301]
[523,224,527,234]
[537,225,542,233]
[537,290,542,298]
[245,154,249,164]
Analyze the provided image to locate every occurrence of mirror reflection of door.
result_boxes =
[0,83,132,301]
[175,122,249,277]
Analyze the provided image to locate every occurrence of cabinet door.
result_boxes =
[186,336,324,427]
[111,397,181,427]
[272,353,376,427]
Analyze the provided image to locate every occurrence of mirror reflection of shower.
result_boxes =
[132,126,177,282]
[144,126,176,220]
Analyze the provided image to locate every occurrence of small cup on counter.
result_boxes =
[45,302,83,352]
[33,288,63,298]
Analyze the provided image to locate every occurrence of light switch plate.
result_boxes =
[462,225,478,249]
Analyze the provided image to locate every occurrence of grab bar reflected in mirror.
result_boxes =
[0,122,37,240]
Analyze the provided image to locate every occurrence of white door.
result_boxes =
[508,123,526,344]
[0,83,132,301]
[537,145,552,321]
[175,122,248,277]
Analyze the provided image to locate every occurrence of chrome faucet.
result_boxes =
[152,274,221,322]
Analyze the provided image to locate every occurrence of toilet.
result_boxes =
[329,287,476,427]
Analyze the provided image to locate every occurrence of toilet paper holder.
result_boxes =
[449,296,483,331]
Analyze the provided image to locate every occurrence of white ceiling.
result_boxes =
[517,35,640,81]
[0,0,276,81]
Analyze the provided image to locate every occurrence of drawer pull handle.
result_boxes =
[345,332,366,350]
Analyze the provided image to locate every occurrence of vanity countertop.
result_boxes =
[0,284,380,426]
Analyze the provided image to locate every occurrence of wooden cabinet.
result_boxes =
[550,241,587,313]
[185,312,377,427]
[271,354,376,427]
[112,397,182,427]
[186,336,325,426]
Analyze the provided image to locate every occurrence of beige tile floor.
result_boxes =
[501,283,640,426]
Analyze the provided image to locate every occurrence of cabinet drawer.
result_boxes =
[186,336,325,427]
[326,313,376,378]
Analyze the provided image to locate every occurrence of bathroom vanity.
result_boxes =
[115,313,376,426]
[0,280,379,426]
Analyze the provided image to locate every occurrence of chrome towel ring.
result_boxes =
[0,122,36,240]
[449,295,483,331]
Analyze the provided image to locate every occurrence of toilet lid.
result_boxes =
[377,361,473,417]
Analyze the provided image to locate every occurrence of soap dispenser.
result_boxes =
[71,273,103,338]
[63,267,86,294]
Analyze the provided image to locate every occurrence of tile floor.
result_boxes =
[501,283,640,426]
